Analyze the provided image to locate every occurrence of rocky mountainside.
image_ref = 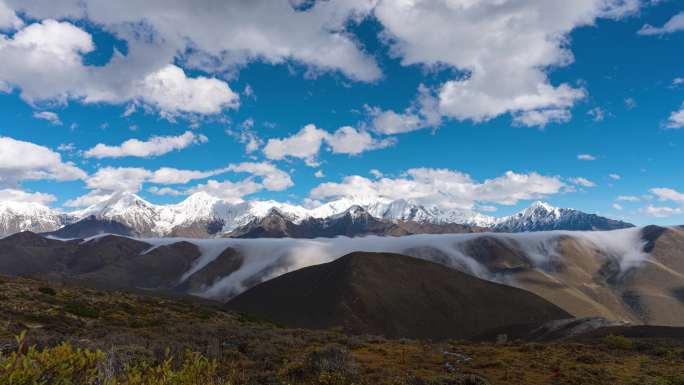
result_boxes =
[0,192,634,238]
[226,251,570,340]
[1,226,683,328]
[224,205,488,238]
[492,201,634,232]
[0,201,74,236]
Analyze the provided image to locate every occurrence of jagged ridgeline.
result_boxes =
[1,191,633,238]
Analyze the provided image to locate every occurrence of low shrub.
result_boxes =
[64,302,100,319]
[37,286,57,296]
[0,332,223,385]
[602,334,634,350]
[283,345,359,385]
[0,331,103,384]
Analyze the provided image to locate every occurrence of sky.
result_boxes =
[1,0,684,225]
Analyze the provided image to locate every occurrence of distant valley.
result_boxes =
[2,225,683,330]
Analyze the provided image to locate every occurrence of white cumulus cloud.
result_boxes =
[310,168,566,210]
[569,177,597,188]
[263,124,394,166]
[0,188,56,204]
[227,162,294,191]
[84,131,208,159]
[33,111,62,125]
[665,103,684,129]
[577,154,597,161]
[0,0,22,30]
[638,11,684,35]
[0,20,239,117]
[371,0,640,127]
[640,187,684,217]
[0,136,86,187]
[3,0,381,116]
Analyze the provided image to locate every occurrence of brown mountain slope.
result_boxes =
[451,227,684,326]
[226,251,571,340]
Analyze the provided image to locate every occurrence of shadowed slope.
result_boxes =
[226,251,570,340]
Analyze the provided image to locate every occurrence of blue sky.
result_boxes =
[1,0,684,225]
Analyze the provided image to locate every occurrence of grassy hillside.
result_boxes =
[2,274,684,385]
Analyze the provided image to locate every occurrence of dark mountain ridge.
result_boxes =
[226,251,571,340]
[224,206,488,238]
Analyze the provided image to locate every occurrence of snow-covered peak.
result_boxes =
[70,192,160,235]
[511,201,564,221]
[530,201,555,211]
[169,192,221,217]
[0,192,632,238]
[0,201,70,236]
[75,192,155,218]
[327,204,370,221]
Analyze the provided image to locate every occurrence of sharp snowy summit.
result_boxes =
[0,193,634,238]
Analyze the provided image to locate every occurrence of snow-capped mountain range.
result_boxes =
[0,201,74,236]
[0,192,634,238]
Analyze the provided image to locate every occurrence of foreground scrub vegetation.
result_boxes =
[1,275,684,385]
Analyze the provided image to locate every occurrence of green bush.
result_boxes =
[602,334,634,350]
[283,345,359,385]
[0,332,224,385]
[38,286,57,296]
[64,301,101,318]
[0,331,103,384]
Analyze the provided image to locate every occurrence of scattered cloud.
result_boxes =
[587,107,606,122]
[326,126,395,155]
[0,20,238,118]
[263,124,329,166]
[369,169,383,179]
[641,205,683,218]
[612,203,623,211]
[84,131,208,159]
[569,177,597,188]
[310,168,566,210]
[185,179,262,203]
[66,162,292,207]
[478,205,498,213]
[638,11,684,35]
[147,186,184,196]
[33,111,62,125]
[650,187,684,205]
[0,136,86,187]
[617,195,641,202]
[665,102,684,129]
[314,170,325,178]
[0,188,56,204]
[577,154,597,161]
[0,0,654,128]
[135,65,239,117]
[609,173,622,180]
[227,162,293,191]
[148,167,228,185]
[371,0,642,127]
[57,143,76,152]
[640,187,684,217]
[624,97,637,109]
[513,109,572,128]
[226,118,263,154]
[263,124,393,166]
[1,0,381,118]
[368,84,442,134]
